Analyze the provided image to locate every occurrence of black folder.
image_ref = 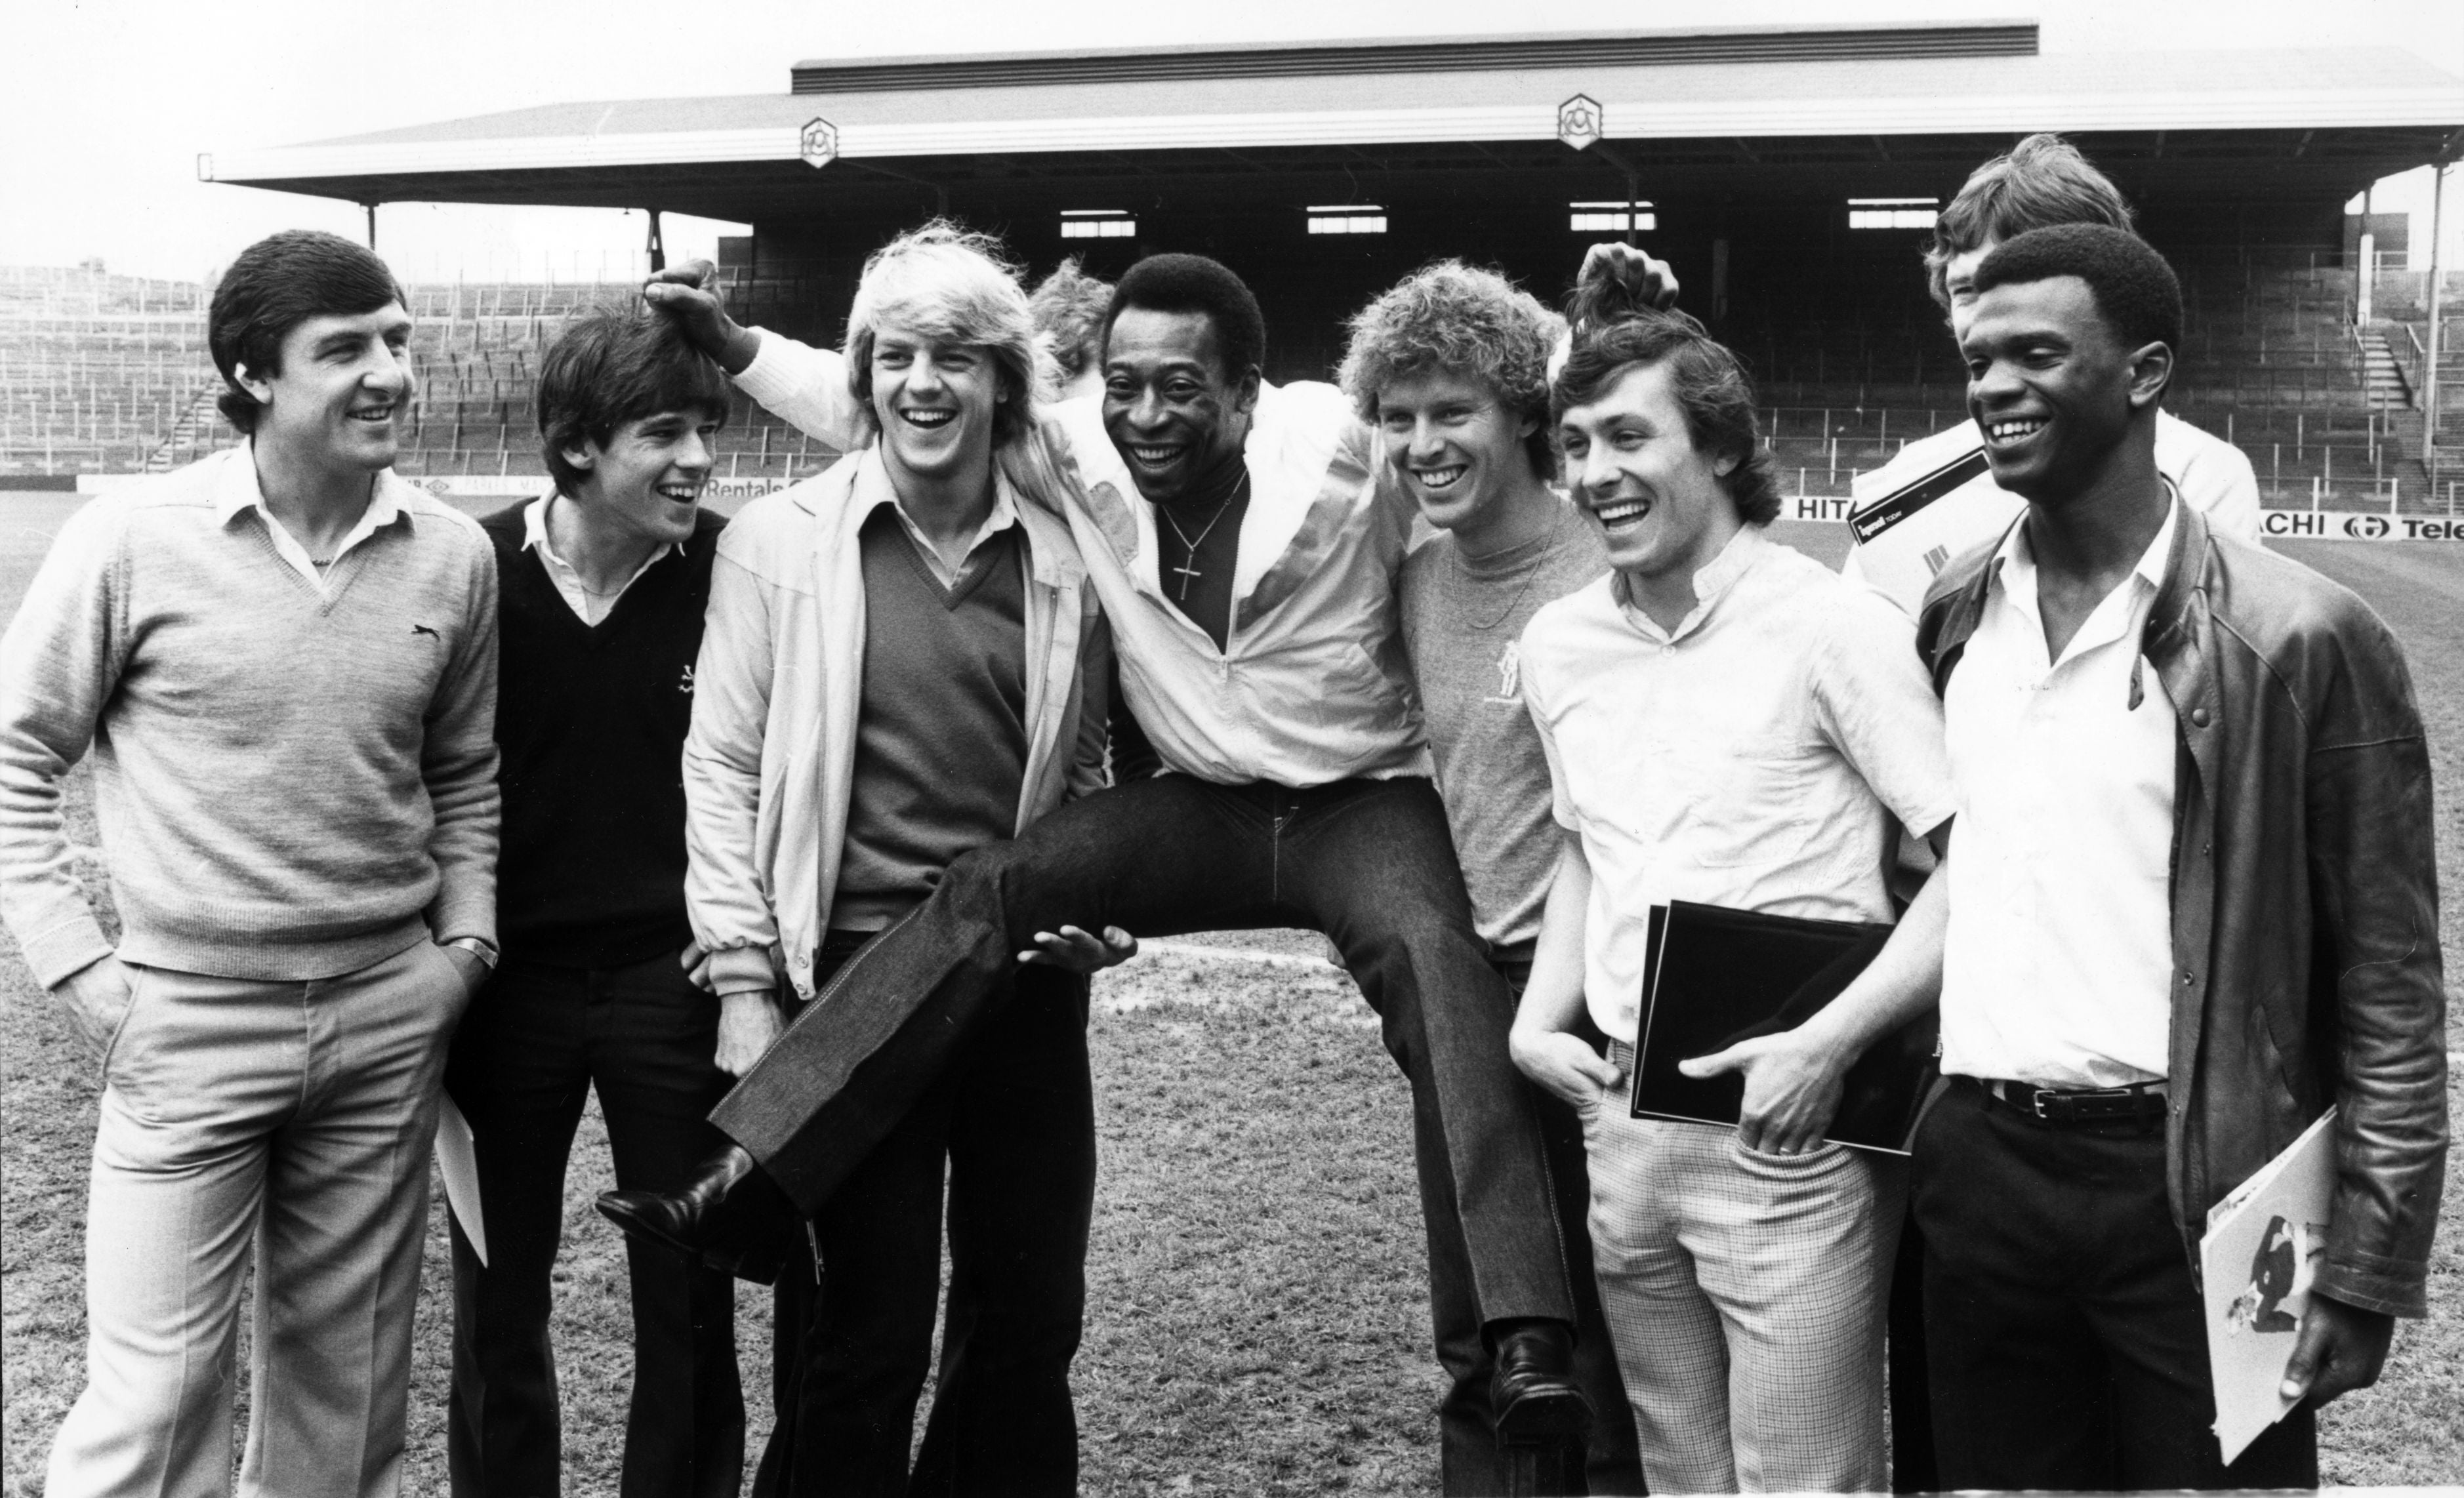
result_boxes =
[1629,900,1937,1154]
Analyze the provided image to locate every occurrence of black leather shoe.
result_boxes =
[1489,1319,1594,1446]
[596,1144,790,1285]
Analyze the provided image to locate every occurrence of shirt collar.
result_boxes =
[1613,523,1765,643]
[521,491,688,564]
[850,447,1021,554]
[1991,479,2181,600]
[213,440,408,538]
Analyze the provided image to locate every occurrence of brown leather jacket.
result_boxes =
[1917,502,2447,1317]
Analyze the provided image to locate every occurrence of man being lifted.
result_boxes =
[607,244,1673,1459]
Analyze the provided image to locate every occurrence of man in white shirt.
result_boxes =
[1843,136,2271,1483]
[1910,224,2443,1489]
[615,248,1681,1449]
[1843,134,2261,615]
[1511,286,1958,1493]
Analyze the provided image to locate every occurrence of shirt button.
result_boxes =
[2190,708,2211,727]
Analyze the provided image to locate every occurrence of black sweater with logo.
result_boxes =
[480,502,725,969]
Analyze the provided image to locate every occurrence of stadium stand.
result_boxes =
[0,266,842,485]
[3,258,2459,510]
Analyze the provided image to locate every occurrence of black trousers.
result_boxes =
[445,950,744,1498]
[753,935,1097,1498]
[1912,1079,2318,1491]
[714,773,1573,1329]
[1426,953,1645,1495]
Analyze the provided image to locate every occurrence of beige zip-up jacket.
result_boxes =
[684,446,1109,1002]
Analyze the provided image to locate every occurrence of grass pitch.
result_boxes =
[3,504,2461,1494]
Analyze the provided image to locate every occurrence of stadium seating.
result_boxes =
[0,267,842,485]
[5,258,2458,512]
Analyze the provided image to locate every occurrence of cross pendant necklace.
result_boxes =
[1160,476,1246,600]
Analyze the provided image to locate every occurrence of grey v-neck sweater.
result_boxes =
[0,450,501,986]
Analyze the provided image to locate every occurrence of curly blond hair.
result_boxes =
[1338,260,1565,473]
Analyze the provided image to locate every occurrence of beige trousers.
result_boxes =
[47,940,466,1498]
[1584,1044,1906,1494]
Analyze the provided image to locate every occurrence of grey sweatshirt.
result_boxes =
[1399,502,1609,950]
[0,447,500,986]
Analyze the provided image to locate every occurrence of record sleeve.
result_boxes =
[1629,899,1934,1154]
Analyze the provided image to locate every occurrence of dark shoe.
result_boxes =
[596,1144,790,1285]
[1489,1320,1594,1447]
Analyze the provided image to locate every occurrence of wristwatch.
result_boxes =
[443,936,500,971]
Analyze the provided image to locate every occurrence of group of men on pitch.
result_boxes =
[0,131,2443,1498]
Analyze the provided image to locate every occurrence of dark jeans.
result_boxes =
[754,935,1097,1498]
[1913,1079,2318,1491]
[445,950,743,1498]
[713,772,1573,1327]
[1426,953,1646,1496]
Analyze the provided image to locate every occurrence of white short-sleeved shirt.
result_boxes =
[1939,496,2182,1089]
[1520,527,1958,1043]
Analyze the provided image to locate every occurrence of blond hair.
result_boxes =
[843,221,1050,447]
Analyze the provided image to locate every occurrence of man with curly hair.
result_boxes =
[1338,261,1639,1494]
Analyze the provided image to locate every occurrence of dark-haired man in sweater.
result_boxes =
[0,229,499,1498]
[446,308,744,1498]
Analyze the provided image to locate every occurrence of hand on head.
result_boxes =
[642,258,757,374]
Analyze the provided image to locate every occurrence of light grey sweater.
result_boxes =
[0,448,501,986]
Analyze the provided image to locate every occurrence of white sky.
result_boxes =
[6,0,2461,285]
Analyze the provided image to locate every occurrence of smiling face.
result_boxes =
[1374,367,1538,538]
[869,321,1005,489]
[564,408,719,546]
[1101,306,1258,506]
[237,303,414,474]
[1960,273,2162,506]
[1558,359,1742,587]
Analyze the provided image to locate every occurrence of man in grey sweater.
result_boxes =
[1338,262,1635,1495]
[0,229,501,1498]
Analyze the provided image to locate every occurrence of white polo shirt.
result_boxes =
[1938,496,2181,1089]
[734,328,1427,787]
[1520,527,1958,1043]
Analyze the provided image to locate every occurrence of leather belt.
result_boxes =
[1979,1076,2168,1125]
